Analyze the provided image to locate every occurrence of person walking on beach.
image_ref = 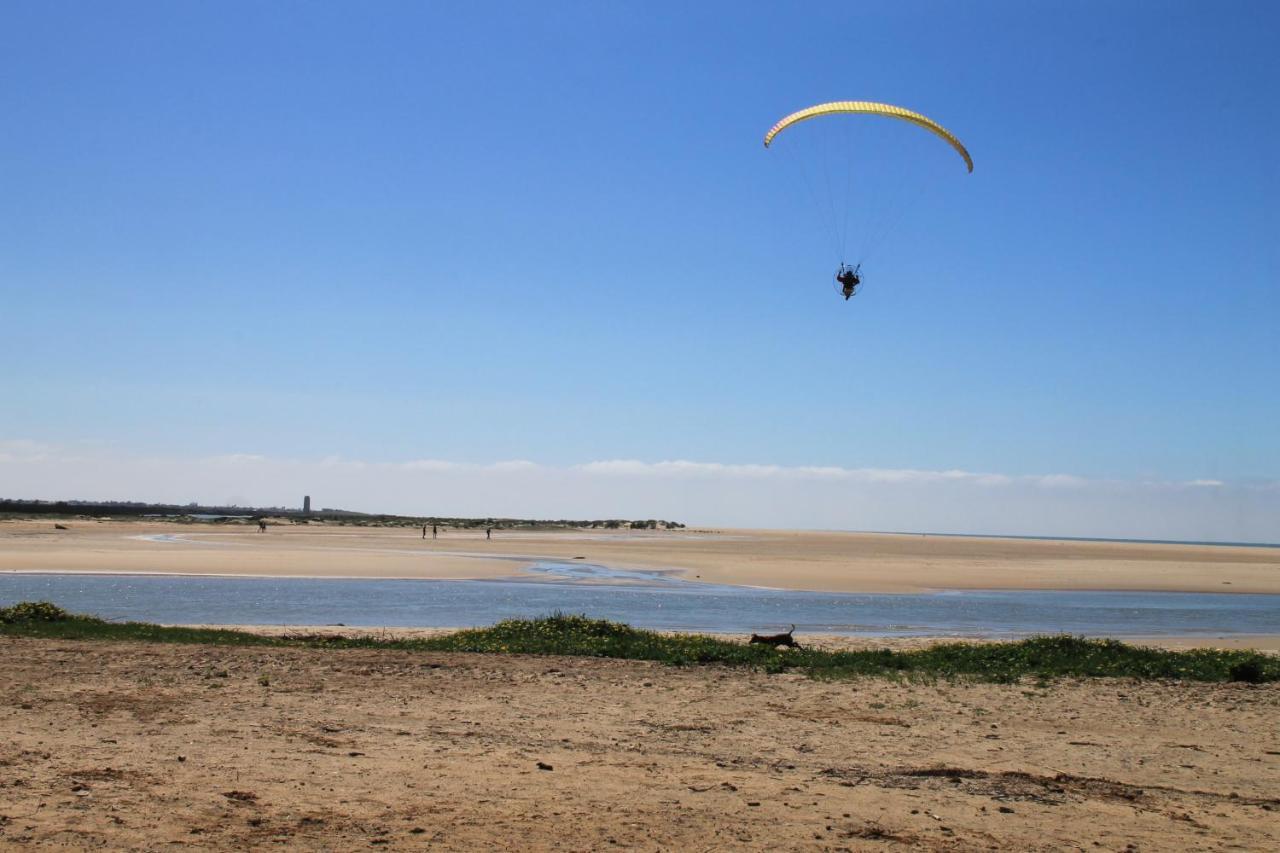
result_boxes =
[422,524,427,539]
[258,519,267,533]
[432,524,438,539]
[486,527,492,540]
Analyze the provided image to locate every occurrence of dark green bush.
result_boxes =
[1228,659,1266,684]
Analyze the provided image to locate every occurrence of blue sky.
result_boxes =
[2,2,1277,535]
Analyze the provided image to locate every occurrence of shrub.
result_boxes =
[0,601,72,623]
[2,603,1276,685]
[1228,659,1266,684]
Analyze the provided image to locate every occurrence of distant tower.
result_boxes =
[303,495,311,515]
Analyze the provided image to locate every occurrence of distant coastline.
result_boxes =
[0,497,684,531]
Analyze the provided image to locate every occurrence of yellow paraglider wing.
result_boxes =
[763,101,973,173]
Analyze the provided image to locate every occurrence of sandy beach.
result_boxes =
[9,3,1277,850]
[3,519,1278,595]
[1,636,1276,850]
[4,522,1279,848]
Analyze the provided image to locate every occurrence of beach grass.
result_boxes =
[2,603,1275,684]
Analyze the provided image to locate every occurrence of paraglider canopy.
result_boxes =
[764,100,972,301]
[764,100,973,173]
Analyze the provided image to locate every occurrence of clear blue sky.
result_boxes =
[2,1,1277,515]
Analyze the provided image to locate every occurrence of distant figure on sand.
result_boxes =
[486,527,492,540]
[432,524,438,539]
[258,520,267,533]
[422,524,427,539]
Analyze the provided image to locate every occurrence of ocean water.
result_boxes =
[3,562,1278,638]
[860,530,1280,549]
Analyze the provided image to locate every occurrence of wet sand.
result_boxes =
[1,636,1276,850]
[3,519,1278,595]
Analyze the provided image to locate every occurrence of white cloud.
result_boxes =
[573,459,651,475]
[1032,474,1089,488]
[577,461,1057,489]
[484,460,542,473]
[318,455,366,470]
[203,453,269,465]
[399,459,462,472]
[0,439,56,463]
[2,438,1278,542]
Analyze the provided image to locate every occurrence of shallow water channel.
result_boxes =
[3,562,1279,638]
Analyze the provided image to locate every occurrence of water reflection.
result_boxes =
[3,565,1278,638]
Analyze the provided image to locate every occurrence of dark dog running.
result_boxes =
[749,624,801,649]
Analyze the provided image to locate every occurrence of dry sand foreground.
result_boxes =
[3,520,1279,595]
[1,638,1277,851]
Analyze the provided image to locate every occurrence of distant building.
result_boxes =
[303,495,311,515]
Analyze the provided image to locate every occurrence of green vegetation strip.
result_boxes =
[2,602,1275,684]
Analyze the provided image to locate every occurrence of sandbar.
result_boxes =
[3,519,1278,595]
